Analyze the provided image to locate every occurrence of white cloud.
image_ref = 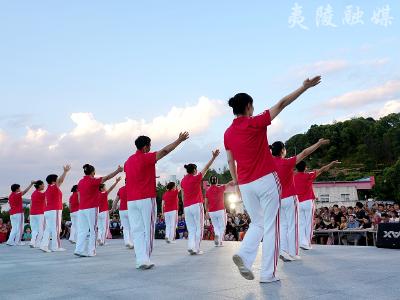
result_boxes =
[327,80,400,109]
[377,100,400,117]
[293,60,349,78]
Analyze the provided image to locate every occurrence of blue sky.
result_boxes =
[0,1,399,198]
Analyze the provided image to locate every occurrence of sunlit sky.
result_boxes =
[0,1,399,199]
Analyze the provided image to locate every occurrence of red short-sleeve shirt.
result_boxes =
[224,110,276,185]
[294,171,317,202]
[8,192,23,215]
[273,156,297,199]
[69,192,79,213]
[45,184,63,211]
[206,185,226,212]
[98,191,109,213]
[117,186,128,211]
[78,176,103,210]
[30,190,45,215]
[163,189,179,212]
[124,150,157,201]
[181,173,203,207]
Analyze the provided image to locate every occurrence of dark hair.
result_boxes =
[71,185,78,193]
[166,182,176,190]
[184,164,197,174]
[209,176,218,185]
[46,174,58,184]
[99,184,105,191]
[135,136,151,150]
[83,164,95,175]
[296,161,306,172]
[333,204,339,208]
[356,201,364,209]
[34,180,44,189]
[228,93,253,115]
[11,184,20,192]
[270,141,285,157]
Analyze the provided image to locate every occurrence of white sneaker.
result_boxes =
[188,249,195,255]
[53,248,66,252]
[88,253,96,257]
[74,252,87,257]
[291,255,302,260]
[137,262,155,270]
[300,245,312,250]
[196,250,204,255]
[169,240,176,244]
[69,240,76,244]
[16,242,26,246]
[126,244,134,249]
[232,254,254,280]
[214,235,219,246]
[40,247,51,253]
[6,243,15,246]
[279,252,295,262]
[260,276,280,283]
[29,244,35,248]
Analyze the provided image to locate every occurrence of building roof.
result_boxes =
[313,176,375,190]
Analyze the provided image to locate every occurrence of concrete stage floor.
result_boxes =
[1,239,399,300]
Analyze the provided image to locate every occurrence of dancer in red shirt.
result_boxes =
[74,164,123,257]
[111,183,133,249]
[6,181,34,246]
[270,138,330,261]
[161,182,180,244]
[29,180,46,248]
[294,160,340,250]
[124,132,189,270]
[97,177,121,246]
[69,185,79,243]
[205,176,234,247]
[224,76,321,283]
[40,165,71,252]
[181,149,220,255]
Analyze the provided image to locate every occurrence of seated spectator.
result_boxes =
[346,214,360,229]
[380,213,390,224]
[224,232,235,241]
[331,205,343,224]
[109,216,121,237]
[339,216,347,230]
[0,218,8,243]
[314,216,326,230]
[23,227,32,241]
[326,217,339,230]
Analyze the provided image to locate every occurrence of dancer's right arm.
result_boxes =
[156,132,189,161]
[296,138,330,163]
[269,76,321,121]
[316,160,341,177]
[111,195,120,212]
[101,166,123,183]
[200,149,220,176]
[21,181,35,196]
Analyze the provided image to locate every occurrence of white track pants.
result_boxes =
[184,203,204,252]
[128,198,157,266]
[209,209,226,245]
[30,214,44,247]
[75,208,97,256]
[6,213,24,245]
[69,212,78,242]
[299,199,314,248]
[237,173,280,279]
[279,196,299,257]
[119,210,133,246]
[40,210,62,251]
[164,210,178,242]
[97,211,109,244]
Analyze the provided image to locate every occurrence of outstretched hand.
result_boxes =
[331,160,341,165]
[117,165,124,173]
[212,149,220,158]
[303,76,321,89]
[178,131,190,142]
[318,138,330,145]
[63,165,71,172]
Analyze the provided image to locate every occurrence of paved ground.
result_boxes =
[1,240,399,300]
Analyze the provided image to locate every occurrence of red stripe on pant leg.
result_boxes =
[309,201,315,247]
[19,214,24,243]
[273,211,280,276]
[94,209,98,254]
[56,210,61,248]
[149,199,156,258]
[294,197,299,255]
[199,204,204,251]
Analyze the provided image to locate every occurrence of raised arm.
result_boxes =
[57,165,71,187]
[269,76,321,120]
[101,166,123,184]
[21,181,35,196]
[316,160,341,177]
[201,149,220,176]
[107,177,121,194]
[156,132,189,161]
[296,138,330,163]
[110,195,120,213]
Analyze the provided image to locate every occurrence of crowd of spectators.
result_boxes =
[313,201,400,245]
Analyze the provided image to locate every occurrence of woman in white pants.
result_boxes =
[205,176,233,247]
[294,160,340,250]
[75,164,123,257]
[6,181,34,246]
[40,165,71,253]
[29,180,46,248]
[69,185,79,243]
[162,182,180,243]
[224,76,322,283]
[97,177,121,246]
[181,150,220,255]
[111,184,133,249]
[270,139,330,261]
